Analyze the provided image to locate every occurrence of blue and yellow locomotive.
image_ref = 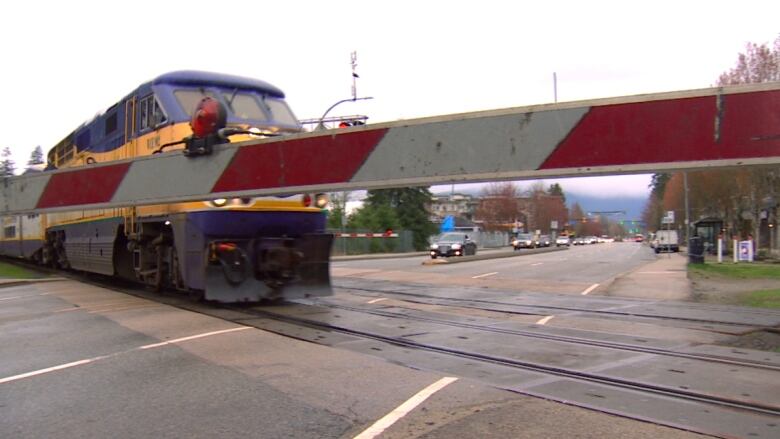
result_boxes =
[1,71,333,302]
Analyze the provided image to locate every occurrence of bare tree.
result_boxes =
[475,182,522,231]
[716,36,780,249]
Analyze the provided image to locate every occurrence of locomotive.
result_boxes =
[0,71,333,302]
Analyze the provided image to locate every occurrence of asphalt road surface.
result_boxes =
[332,241,654,295]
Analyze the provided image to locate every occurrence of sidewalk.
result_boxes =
[604,252,691,300]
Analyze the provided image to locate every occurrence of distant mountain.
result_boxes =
[431,188,648,221]
[565,193,647,221]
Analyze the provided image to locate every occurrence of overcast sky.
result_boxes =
[2,1,778,198]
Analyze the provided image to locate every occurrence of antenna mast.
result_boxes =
[351,51,358,100]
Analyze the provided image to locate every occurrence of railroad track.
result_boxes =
[222,301,780,417]
[7,261,780,438]
[309,299,780,371]
[334,282,780,330]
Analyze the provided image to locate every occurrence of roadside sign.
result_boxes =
[551,220,558,230]
[738,241,754,262]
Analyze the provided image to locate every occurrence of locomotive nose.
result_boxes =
[257,246,304,287]
[255,240,304,288]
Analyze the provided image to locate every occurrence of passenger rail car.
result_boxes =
[1,71,333,302]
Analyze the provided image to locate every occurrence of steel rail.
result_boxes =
[335,284,780,329]
[228,303,780,417]
[312,299,780,371]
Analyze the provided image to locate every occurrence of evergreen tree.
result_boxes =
[1,147,16,177]
[27,145,44,166]
[355,187,437,250]
[548,182,566,204]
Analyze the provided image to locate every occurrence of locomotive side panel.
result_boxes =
[50,218,121,276]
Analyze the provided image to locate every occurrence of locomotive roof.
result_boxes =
[150,71,285,98]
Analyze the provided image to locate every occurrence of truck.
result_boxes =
[653,230,679,253]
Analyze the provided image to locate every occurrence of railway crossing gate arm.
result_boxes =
[3,82,780,215]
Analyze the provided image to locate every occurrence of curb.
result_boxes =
[332,252,429,262]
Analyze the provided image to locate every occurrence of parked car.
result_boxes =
[573,236,586,245]
[512,233,536,250]
[555,236,571,247]
[429,232,477,259]
[537,235,552,247]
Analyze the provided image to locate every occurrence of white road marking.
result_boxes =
[140,327,251,349]
[88,303,160,314]
[580,283,600,295]
[0,358,103,385]
[530,262,543,266]
[1,326,252,385]
[471,272,498,279]
[0,293,49,301]
[353,377,458,439]
[54,307,83,313]
[367,298,387,304]
[536,315,555,325]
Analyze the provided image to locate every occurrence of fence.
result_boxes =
[478,231,512,248]
[329,229,416,256]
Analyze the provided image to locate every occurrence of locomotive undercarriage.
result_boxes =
[38,214,333,303]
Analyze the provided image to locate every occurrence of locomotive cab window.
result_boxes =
[263,97,298,125]
[174,89,216,117]
[105,112,117,136]
[139,95,168,131]
[222,92,267,121]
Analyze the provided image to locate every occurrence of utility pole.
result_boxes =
[314,51,373,130]
[351,51,358,100]
[684,171,690,246]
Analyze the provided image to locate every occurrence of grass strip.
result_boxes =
[0,261,45,279]
[688,262,780,279]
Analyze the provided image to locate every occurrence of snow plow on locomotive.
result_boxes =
[0,71,333,302]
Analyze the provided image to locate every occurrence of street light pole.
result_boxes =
[315,51,373,130]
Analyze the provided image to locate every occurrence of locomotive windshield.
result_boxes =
[174,89,217,116]
[173,88,298,126]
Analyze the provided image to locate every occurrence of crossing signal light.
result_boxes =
[338,120,366,128]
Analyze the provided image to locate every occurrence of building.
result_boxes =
[429,193,479,221]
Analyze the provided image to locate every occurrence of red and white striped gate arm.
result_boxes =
[334,233,399,238]
[3,82,779,215]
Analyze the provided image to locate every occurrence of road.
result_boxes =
[332,241,655,296]
[3,242,779,439]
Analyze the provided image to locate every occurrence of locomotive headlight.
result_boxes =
[211,198,228,207]
[315,193,329,208]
